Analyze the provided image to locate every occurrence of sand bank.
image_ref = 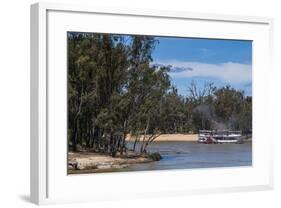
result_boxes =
[68,151,159,173]
[126,133,198,142]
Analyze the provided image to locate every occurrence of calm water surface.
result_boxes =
[124,141,252,172]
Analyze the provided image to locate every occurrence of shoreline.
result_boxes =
[126,133,198,142]
[68,134,252,174]
[126,133,252,142]
[68,151,160,174]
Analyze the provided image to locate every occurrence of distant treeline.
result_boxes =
[68,32,252,155]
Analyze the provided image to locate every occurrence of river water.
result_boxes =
[124,141,252,172]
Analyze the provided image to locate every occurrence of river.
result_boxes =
[123,141,252,172]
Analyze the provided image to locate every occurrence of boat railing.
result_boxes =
[199,130,242,136]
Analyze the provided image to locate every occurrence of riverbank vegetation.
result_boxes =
[68,32,252,158]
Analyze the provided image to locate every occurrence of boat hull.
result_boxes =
[198,130,243,144]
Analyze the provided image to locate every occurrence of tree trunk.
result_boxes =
[72,118,78,152]
[140,118,150,153]
[120,120,128,155]
[71,84,83,152]
[132,134,140,152]
[142,133,162,153]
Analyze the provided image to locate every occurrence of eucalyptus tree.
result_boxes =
[67,32,252,156]
[68,32,129,153]
[137,65,171,153]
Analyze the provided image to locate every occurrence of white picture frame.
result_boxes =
[30,2,274,205]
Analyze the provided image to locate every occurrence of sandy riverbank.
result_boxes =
[68,151,160,174]
[68,134,198,174]
[126,133,198,142]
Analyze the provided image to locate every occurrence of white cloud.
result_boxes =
[155,60,252,84]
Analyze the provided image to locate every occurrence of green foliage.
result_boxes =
[146,152,162,161]
[67,32,252,154]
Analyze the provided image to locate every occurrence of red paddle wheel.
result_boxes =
[205,136,214,144]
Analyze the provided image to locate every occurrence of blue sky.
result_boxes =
[152,37,252,96]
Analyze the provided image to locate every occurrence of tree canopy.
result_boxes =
[68,32,252,155]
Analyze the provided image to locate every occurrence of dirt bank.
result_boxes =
[68,151,160,174]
